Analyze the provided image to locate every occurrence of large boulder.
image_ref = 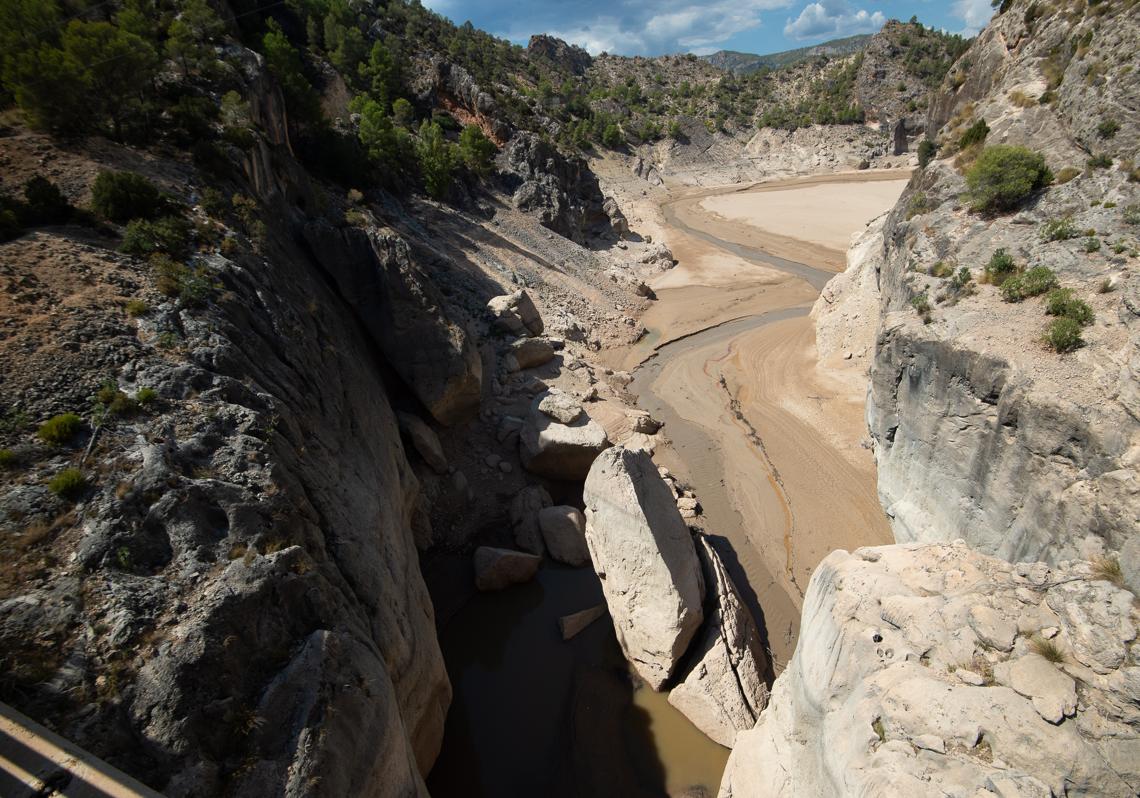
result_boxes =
[668,536,769,746]
[473,546,541,591]
[582,446,704,689]
[510,337,555,370]
[396,412,448,475]
[303,224,481,425]
[509,485,552,555]
[487,290,544,337]
[520,393,610,480]
[538,505,590,566]
[719,542,1140,798]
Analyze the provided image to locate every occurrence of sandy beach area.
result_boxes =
[627,171,907,667]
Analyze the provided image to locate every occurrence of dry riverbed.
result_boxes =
[619,171,908,669]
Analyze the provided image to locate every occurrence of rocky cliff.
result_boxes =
[720,541,1140,796]
[813,0,1140,589]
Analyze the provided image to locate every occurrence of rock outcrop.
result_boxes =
[509,485,552,555]
[396,412,448,475]
[526,34,592,76]
[720,542,1140,797]
[303,223,482,426]
[504,133,613,243]
[582,446,704,689]
[668,537,769,747]
[520,392,610,480]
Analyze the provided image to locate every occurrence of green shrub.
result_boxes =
[1087,153,1113,170]
[601,123,624,148]
[125,299,149,317]
[983,248,1018,284]
[457,125,497,176]
[952,267,973,289]
[151,254,214,306]
[37,413,82,445]
[1083,236,1101,253]
[1001,266,1057,301]
[1124,204,1140,225]
[966,145,1052,213]
[416,121,456,200]
[1097,118,1120,139]
[91,171,161,222]
[49,468,88,500]
[200,188,229,218]
[136,387,158,406]
[1045,317,1083,351]
[1040,216,1079,241]
[0,208,20,242]
[0,449,18,470]
[958,118,989,149]
[22,177,72,224]
[1044,288,1094,325]
[910,293,932,315]
[917,139,937,168]
[120,216,192,258]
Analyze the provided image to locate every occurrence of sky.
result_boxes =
[419,0,995,57]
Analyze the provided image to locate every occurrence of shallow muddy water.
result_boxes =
[428,562,728,798]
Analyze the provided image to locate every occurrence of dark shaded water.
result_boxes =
[427,561,727,798]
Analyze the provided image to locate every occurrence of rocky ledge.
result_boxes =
[720,541,1140,797]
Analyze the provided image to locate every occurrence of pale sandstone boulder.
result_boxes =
[668,536,769,746]
[510,337,555,369]
[487,290,544,336]
[520,394,610,480]
[473,547,541,591]
[719,542,1140,798]
[582,446,704,689]
[395,412,448,475]
[538,389,583,424]
[538,506,589,566]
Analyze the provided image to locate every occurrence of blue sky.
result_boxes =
[420,0,994,56]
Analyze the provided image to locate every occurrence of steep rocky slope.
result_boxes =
[817,0,1140,589]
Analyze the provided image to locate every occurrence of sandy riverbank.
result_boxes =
[627,172,907,667]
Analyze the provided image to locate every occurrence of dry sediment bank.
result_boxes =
[627,172,907,667]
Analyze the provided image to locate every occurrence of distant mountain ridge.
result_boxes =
[703,34,872,74]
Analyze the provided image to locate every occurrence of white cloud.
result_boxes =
[503,0,793,56]
[783,0,885,41]
[951,0,993,35]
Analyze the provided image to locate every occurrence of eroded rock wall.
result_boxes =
[720,542,1140,797]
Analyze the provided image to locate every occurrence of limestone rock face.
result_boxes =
[668,536,769,747]
[719,543,1140,798]
[582,446,704,689]
[520,393,610,481]
[504,133,612,243]
[303,223,481,426]
[473,547,541,591]
[538,505,589,566]
[487,290,543,337]
[857,2,1140,587]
